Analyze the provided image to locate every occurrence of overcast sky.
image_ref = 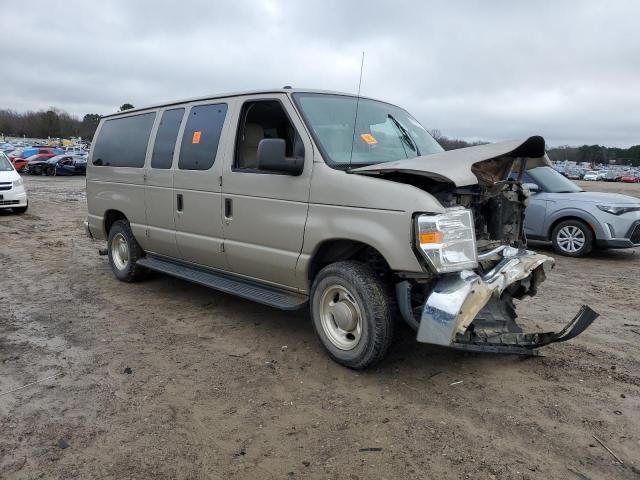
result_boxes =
[3,0,639,147]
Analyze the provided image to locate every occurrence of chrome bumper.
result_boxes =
[414,247,598,353]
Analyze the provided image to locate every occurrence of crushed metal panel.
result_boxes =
[417,248,555,346]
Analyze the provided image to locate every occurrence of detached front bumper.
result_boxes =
[405,247,598,354]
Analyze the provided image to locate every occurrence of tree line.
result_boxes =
[429,130,640,166]
[0,104,134,141]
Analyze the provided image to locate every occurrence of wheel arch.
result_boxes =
[103,209,128,236]
[546,210,603,240]
[306,238,392,285]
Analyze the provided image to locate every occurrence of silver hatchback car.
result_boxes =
[522,166,640,256]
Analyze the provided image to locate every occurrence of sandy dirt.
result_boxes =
[1,176,639,479]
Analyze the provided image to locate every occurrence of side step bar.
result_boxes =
[137,256,308,311]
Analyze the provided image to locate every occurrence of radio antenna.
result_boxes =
[348,51,365,170]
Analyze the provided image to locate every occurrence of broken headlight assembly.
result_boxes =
[416,208,478,273]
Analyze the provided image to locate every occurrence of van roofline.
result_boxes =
[100,88,384,118]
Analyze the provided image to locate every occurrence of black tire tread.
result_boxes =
[310,261,395,369]
[107,219,146,282]
[551,219,594,257]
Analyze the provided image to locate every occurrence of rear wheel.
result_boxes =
[107,219,146,282]
[310,261,395,369]
[551,219,594,257]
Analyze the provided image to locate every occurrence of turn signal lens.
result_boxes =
[419,231,444,244]
[416,209,478,273]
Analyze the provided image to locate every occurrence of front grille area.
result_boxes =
[0,200,19,205]
[0,182,11,191]
[629,223,640,244]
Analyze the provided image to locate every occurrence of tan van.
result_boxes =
[85,88,597,368]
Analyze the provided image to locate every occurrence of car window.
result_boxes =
[235,100,304,171]
[151,108,185,169]
[93,112,156,167]
[527,166,583,193]
[178,103,227,170]
[293,93,443,167]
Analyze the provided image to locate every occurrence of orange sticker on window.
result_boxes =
[192,131,202,144]
[360,133,377,145]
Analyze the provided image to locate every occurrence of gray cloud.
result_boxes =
[2,0,639,146]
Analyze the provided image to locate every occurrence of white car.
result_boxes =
[583,170,605,181]
[0,152,28,213]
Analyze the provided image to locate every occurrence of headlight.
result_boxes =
[13,177,23,187]
[416,208,478,273]
[597,204,640,215]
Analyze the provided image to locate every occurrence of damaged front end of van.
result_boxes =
[352,136,598,354]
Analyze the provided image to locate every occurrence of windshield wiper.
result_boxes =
[388,114,420,156]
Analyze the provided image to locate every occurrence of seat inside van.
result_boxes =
[236,101,304,169]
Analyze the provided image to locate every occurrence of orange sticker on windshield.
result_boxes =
[360,133,377,145]
[192,131,202,144]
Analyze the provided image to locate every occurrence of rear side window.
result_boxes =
[178,103,227,170]
[93,112,156,167]
[151,108,184,169]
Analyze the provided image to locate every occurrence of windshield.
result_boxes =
[527,166,583,193]
[0,153,13,171]
[293,93,443,167]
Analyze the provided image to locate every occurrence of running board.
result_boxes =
[137,256,308,311]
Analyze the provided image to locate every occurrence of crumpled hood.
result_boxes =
[553,191,640,205]
[351,136,551,187]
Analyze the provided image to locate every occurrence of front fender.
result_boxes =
[544,207,606,239]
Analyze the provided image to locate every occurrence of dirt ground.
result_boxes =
[1,176,639,480]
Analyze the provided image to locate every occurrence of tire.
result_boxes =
[45,166,54,176]
[551,219,594,257]
[310,261,395,369]
[107,219,146,282]
[13,203,28,214]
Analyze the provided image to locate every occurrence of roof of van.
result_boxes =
[101,88,378,118]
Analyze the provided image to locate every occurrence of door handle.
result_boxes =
[224,198,232,219]
[177,193,183,212]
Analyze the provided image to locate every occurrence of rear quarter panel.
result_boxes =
[86,117,154,242]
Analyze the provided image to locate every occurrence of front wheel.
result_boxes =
[107,219,147,282]
[310,261,395,369]
[551,219,594,257]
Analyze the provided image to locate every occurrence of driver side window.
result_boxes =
[235,100,304,171]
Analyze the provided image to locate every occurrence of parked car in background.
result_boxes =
[619,174,640,183]
[583,170,605,181]
[0,152,28,213]
[8,146,61,165]
[46,154,87,176]
[566,170,582,180]
[13,153,56,172]
[523,166,640,256]
[604,171,621,182]
[0,143,15,152]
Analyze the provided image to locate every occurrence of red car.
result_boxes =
[619,175,640,183]
[9,147,59,164]
[13,153,56,172]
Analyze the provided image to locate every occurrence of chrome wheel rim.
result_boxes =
[557,226,585,253]
[111,233,130,270]
[319,285,363,350]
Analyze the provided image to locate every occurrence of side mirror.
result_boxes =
[524,182,541,193]
[257,138,303,175]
